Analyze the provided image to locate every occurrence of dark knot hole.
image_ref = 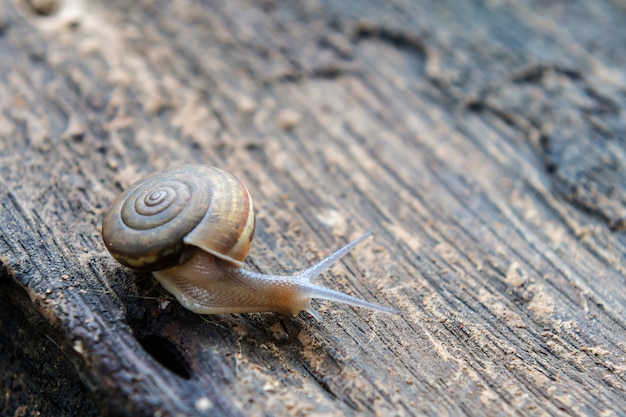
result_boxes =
[137,334,191,380]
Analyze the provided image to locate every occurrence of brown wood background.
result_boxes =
[1,0,625,416]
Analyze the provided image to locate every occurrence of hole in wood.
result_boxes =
[24,0,59,16]
[137,334,192,380]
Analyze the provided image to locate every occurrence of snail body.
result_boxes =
[102,165,396,319]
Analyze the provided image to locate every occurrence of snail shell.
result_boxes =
[102,165,396,319]
[102,166,254,271]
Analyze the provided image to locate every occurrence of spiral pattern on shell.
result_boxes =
[102,166,255,271]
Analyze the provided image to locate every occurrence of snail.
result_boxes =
[102,165,396,320]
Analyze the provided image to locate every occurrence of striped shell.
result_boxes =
[102,166,255,271]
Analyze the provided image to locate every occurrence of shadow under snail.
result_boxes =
[102,165,397,320]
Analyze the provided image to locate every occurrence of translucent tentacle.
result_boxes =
[297,232,372,283]
[297,232,398,317]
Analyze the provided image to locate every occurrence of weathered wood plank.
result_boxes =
[1,0,625,416]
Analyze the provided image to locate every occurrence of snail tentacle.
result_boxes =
[291,232,398,318]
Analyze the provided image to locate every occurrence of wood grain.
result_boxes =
[1,0,625,416]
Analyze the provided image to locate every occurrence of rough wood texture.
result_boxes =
[1,0,625,416]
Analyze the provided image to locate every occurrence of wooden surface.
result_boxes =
[1,0,626,416]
